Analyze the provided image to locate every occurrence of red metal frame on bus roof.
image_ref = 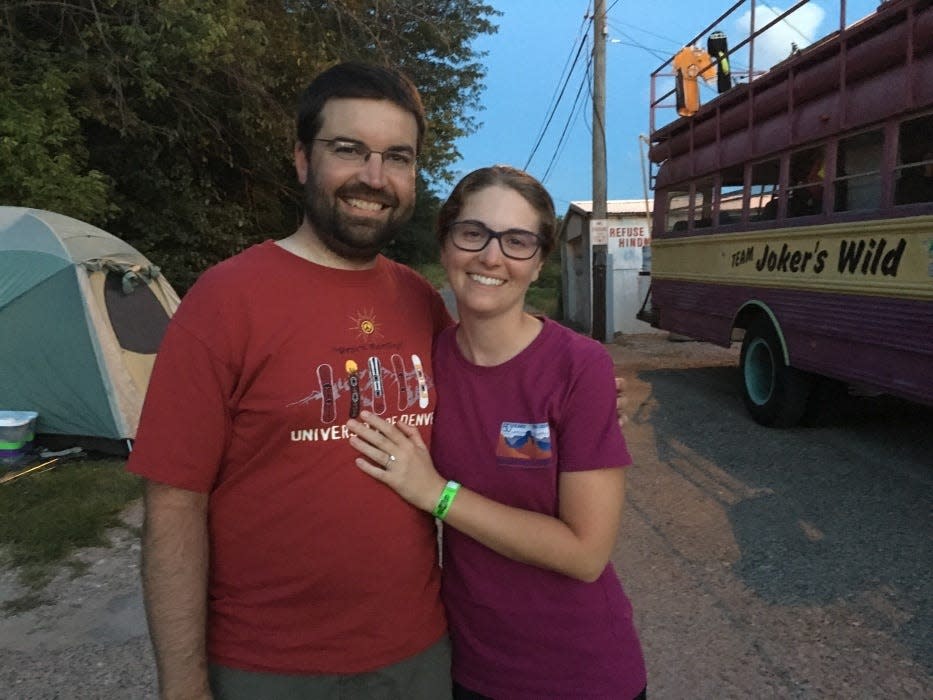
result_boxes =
[641,0,933,418]
[650,0,844,132]
[647,0,932,188]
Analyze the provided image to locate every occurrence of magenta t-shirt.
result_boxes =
[432,318,647,699]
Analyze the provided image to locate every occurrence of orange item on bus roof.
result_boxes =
[673,46,716,117]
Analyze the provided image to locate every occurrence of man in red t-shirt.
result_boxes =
[128,62,454,699]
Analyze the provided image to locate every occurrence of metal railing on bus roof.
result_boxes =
[649,0,855,135]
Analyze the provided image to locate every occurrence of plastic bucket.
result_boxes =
[0,410,39,461]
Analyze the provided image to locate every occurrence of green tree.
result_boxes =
[385,178,442,266]
[0,52,113,221]
[0,0,497,291]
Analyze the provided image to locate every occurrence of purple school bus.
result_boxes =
[644,0,933,426]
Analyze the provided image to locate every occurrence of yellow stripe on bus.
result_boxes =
[652,216,933,300]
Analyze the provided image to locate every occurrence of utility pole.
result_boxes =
[591,0,608,341]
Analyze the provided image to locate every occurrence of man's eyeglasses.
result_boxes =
[447,220,544,260]
[311,138,416,173]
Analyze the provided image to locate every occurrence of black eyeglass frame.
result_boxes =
[446,220,545,260]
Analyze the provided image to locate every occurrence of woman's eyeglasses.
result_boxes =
[446,220,544,260]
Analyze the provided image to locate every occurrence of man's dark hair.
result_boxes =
[296,62,426,152]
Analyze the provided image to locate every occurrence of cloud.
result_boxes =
[735,3,827,70]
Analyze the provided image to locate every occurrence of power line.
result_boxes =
[605,18,673,58]
[535,12,591,124]
[531,0,660,191]
[756,4,813,43]
[540,51,593,184]
[523,17,591,171]
[609,20,682,49]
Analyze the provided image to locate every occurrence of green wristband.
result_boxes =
[432,480,461,520]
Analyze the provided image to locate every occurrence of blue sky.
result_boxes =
[448,0,879,211]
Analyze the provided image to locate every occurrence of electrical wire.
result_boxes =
[756,3,813,43]
[540,51,593,184]
[523,18,591,171]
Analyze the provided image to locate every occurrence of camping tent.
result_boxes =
[0,207,180,444]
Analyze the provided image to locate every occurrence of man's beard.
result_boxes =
[302,168,414,261]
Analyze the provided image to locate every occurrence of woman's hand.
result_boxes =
[347,411,447,513]
[349,414,625,582]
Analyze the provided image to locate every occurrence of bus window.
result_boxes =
[694,178,715,227]
[895,114,933,205]
[787,147,824,217]
[666,190,690,232]
[834,130,883,212]
[717,164,744,225]
[750,158,780,221]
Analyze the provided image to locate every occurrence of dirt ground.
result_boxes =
[607,334,931,699]
[0,498,155,698]
[608,331,740,372]
[2,332,927,699]
[0,332,738,699]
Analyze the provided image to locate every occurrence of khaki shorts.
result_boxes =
[208,636,452,700]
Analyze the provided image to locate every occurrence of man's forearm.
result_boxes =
[141,481,212,700]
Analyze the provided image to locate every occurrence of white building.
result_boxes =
[559,199,662,339]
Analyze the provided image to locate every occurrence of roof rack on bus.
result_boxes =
[649,0,872,135]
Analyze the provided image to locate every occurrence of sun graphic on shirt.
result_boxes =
[350,309,382,341]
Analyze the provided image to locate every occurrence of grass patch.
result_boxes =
[416,256,563,318]
[526,254,562,318]
[415,261,447,289]
[525,285,559,317]
[0,457,142,592]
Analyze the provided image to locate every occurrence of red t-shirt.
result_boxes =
[128,241,452,674]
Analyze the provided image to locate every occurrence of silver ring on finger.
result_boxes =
[384,453,396,469]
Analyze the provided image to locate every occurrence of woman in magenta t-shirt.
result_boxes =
[349,165,647,700]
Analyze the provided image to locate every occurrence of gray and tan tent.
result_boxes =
[0,207,180,447]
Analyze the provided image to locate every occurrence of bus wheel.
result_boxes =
[740,318,813,427]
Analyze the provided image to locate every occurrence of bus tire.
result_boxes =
[740,318,813,427]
